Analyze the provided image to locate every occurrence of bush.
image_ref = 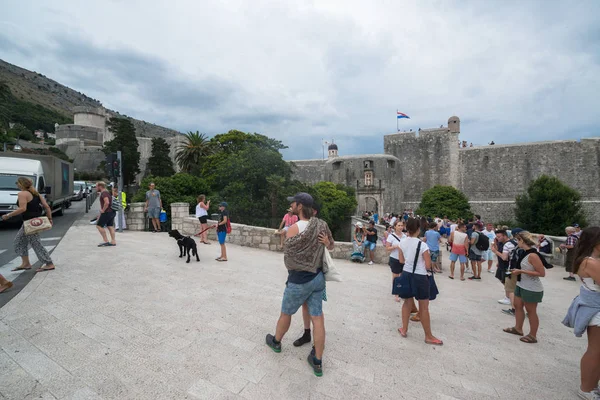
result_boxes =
[309,182,357,240]
[75,171,105,181]
[132,173,212,216]
[416,185,472,220]
[515,175,587,235]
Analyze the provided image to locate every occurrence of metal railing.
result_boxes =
[85,190,98,213]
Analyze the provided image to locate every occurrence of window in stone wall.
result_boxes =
[364,171,373,186]
[387,160,395,169]
[364,160,373,169]
[332,161,342,170]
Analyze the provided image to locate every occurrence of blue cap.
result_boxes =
[219,202,228,207]
[511,227,524,236]
[286,192,314,207]
[573,223,580,228]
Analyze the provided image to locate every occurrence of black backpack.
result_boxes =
[475,232,490,251]
[508,240,523,269]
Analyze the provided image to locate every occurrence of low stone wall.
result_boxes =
[126,202,146,231]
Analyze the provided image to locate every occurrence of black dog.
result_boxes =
[168,230,200,263]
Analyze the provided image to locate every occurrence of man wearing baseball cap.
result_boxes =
[266,192,334,377]
[213,202,229,261]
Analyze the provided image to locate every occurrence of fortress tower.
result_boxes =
[448,116,460,133]
[328,142,338,158]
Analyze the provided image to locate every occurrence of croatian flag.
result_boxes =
[397,112,410,119]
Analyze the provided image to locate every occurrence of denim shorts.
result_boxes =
[147,207,161,219]
[281,271,325,316]
[469,249,482,261]
[365,241,376,251]
[482,249,494,261]
[217,231,227,244]
[449,252,467,263]
[430,250,440,262]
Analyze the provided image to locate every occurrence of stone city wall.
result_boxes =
[290,160,325,185]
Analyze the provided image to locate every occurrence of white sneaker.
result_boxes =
[487,269,494,273]
[498,297,511,305]
[577,389,600,399]
[368,261,374,265]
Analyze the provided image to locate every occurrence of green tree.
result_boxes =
[416,185,472,220]
[175,131,212,173]
[148,137,175,177]
[515,175,586,235]
[310,182,358,238]
[132,173,211,216]
[103,118,140,186]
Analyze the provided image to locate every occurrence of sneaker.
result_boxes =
[563,276,576,281]
[577,388,600,399]
[293,333,311,347]
[368,261,374,265]
[307,350,323,377]
[498,297,511,305]
[265,334,281,353]
[502,308,515,316]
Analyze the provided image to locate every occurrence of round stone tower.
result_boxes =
[328,143,338,158]
[448,116,460,133]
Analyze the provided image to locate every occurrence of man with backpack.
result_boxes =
[468,222,488,280]
[492,229,521,315]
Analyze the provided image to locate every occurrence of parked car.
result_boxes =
[73,181,86,201]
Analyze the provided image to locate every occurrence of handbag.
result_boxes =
[392,241,421,297]
[322,248,342,282]
[23,216,52,236]
[428,272,439,300]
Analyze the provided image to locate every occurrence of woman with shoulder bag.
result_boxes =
[386,220,406,302]
[1,177,55,272]
[397,218,442,345]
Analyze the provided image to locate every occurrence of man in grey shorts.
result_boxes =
[144,182,162,232]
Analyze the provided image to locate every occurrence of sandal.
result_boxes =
[98,242,111,247]
[217,259,228,262]
[410,315,421,322]
[460,277,465,281]
[36,265,55,272]
[448,276,454,280]
[425,338,444,346]
[12,265,32,271]
[0,282,14,293]
[202,241,211,245]
[397,327,407,338]
[519,334,538,344]
[503,327,523,336]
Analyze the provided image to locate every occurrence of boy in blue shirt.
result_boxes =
[424,222,442,272]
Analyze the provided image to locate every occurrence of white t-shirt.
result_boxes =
[387,232,406,260]
[482,229,496,241]
[390,216,397,226]
[195,203,208,217]
[296,220,309,234]
[400,237,430,275]
[450,224,458,233]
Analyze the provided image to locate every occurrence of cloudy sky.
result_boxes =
[1,0,599,159]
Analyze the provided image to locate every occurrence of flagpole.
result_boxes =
[396,110,399,132]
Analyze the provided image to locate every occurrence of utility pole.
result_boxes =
[117,151,124,233]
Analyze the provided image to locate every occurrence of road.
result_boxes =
[0,199,87,307]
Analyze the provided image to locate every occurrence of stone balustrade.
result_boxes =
[125,202,146,231]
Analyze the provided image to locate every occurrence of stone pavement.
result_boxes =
[0,208,588,399]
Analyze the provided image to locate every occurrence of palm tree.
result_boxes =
[175,131,212,173]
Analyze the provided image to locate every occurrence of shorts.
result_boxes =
[282,226,290,232]
[97,211,115,228]
[365,241,376,251]
[504,272,518,293]
[515,285,543,303]
[398,271,430,301]
[389,257,404,275]
[217,231,227,245]
[482,249,494,261]
[198,216,208,224]
[469,249,482,261]
[449,252,467,263]
[281,271,325,316]
[430,250,440,262]
[148,207,161,219]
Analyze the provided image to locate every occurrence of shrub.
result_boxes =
[515,175,586,235]
[416,185,472,220]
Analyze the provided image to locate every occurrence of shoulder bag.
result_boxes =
[323,247,342,282]
[392,241,421,298]
[23,216,52,236]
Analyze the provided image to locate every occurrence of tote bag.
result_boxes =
[322,248,342,282]
[392,241,421,298]
[23,216,52,236]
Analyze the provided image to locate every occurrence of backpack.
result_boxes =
[474,232,490,251]
[226,216,232,234]
[508,240,523,270]
[522,248,554,269]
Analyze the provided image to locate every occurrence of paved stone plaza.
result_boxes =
[0,212,587,399]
